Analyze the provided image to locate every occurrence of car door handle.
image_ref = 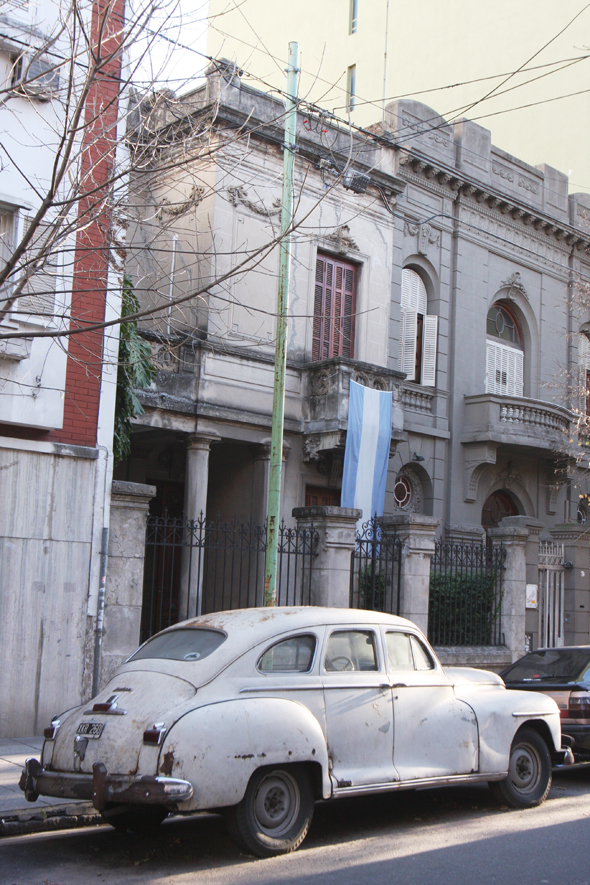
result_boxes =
[390,683,407,689]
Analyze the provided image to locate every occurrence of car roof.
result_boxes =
[123,607,423,687]
[175,606,417,644]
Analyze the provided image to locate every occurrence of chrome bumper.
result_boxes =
[19,758,194,810]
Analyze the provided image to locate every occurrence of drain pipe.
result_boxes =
[92,526,109,697]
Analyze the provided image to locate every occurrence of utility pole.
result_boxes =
[264,42,299,606]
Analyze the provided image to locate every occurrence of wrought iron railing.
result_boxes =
[349,515,402,614]
[141,514,318,641]
[428,540,506,646]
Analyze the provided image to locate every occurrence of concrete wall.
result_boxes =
[0,440,97,737]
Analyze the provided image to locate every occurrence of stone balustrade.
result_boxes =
[462,393,571,452]
[499,402,569,432]
[402,385,433,414]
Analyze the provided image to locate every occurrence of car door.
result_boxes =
[383,630,479,780]
[321,626,397,788]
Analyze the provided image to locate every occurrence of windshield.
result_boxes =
[129,628,226,662]
[502,648,590,683]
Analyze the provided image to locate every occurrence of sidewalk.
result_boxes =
[0,737,99,836]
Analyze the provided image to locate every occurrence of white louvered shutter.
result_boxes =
[485,341,523,396]
[400,268,428,381]
[421,315,438,387]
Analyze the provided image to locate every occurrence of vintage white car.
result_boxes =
[21,608,570,856]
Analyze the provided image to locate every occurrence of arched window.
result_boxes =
[485,302,524,397]
[399,268,438,386]
[578,331,590,421]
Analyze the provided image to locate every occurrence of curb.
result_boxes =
[0,802,103,837]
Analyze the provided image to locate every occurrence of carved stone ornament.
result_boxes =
[403,221,440,258]
[494,461,525,490]
[351,370,390,392]
[499,271,529,302]
[311,368,332,396]
[157,184,205,220]
[302,435,322,462]
[226,186,281,217]
[324,224,359,255]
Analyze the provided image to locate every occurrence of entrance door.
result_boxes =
[321,628,396,787]
[538,542,565,648]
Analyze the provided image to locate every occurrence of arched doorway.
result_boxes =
[481,489,520,528]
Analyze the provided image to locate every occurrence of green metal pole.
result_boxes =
[264,42,299,606]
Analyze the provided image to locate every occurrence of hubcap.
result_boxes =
[253,772,300,836]
[508,742,540,793]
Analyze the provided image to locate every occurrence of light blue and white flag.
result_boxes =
[341,380,392,526]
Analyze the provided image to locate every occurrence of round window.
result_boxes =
[394,475,412,508]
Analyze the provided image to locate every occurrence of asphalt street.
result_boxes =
[3,766,590,885]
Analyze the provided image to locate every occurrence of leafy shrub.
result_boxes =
[428,570,503,646]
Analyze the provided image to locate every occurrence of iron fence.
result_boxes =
[141,514,318,642]
[349,515,402,614]
[428,540,506,646]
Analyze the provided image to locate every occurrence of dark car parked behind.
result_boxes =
[501,647,590,761]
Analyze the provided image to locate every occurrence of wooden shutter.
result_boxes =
[421,315,438,387]
[312,253,356,361]
[401,268,427,314]
[17,215,58,317]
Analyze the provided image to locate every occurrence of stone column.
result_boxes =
[101,481,156,688]
[180,432,219,619]
[293,506,362,607]
[252,437,291,526]
[487,520,529,662]
[380,514,439,635]
[550,523,590,646]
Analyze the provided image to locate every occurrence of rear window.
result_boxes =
[129,628,226,662]
[502,649,590,684]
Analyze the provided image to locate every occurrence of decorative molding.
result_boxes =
[499,271,529,302]
[324,224,359,254]
[404,221,440,257]
[463,442,497,502]
[492,163,514,182]
[518,176,539,196]
[493,461,525,491]
[157,184,205,219]
[226,186,281,217]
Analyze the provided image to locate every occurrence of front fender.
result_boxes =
[455,686,561,772]
[158,697,331,810]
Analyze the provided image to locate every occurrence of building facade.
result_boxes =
[118,64,590,658]
[0,0,125,737]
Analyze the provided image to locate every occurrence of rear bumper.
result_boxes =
[19,758,194,810]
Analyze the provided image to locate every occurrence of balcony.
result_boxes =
[462,394,571,450]
[302,357,405,462]
[461,394,572,502]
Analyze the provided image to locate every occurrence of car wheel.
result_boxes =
[489,727,552,809]
[226,765,314,857]
[101,803,169,833]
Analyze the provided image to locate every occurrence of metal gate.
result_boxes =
[349,516,402,614]
[141,514,318,642]
[538,541,565,648]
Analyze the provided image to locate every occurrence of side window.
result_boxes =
[410,635,435,671]
[385,632,414,670]
[258,635,316,673]
[325,630,378,672]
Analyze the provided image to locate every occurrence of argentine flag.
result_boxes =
[341,380,392,526]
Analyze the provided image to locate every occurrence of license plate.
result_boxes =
[76,722,104,739]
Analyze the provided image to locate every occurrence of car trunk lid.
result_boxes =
[51,671,196,776]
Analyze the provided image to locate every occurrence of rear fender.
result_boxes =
[158,697,331,810]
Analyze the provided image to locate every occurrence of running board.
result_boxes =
[332,771,507,798]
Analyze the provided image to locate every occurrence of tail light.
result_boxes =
[567,693,590,718]
[143,723,167,745]
[43,717,61,740]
